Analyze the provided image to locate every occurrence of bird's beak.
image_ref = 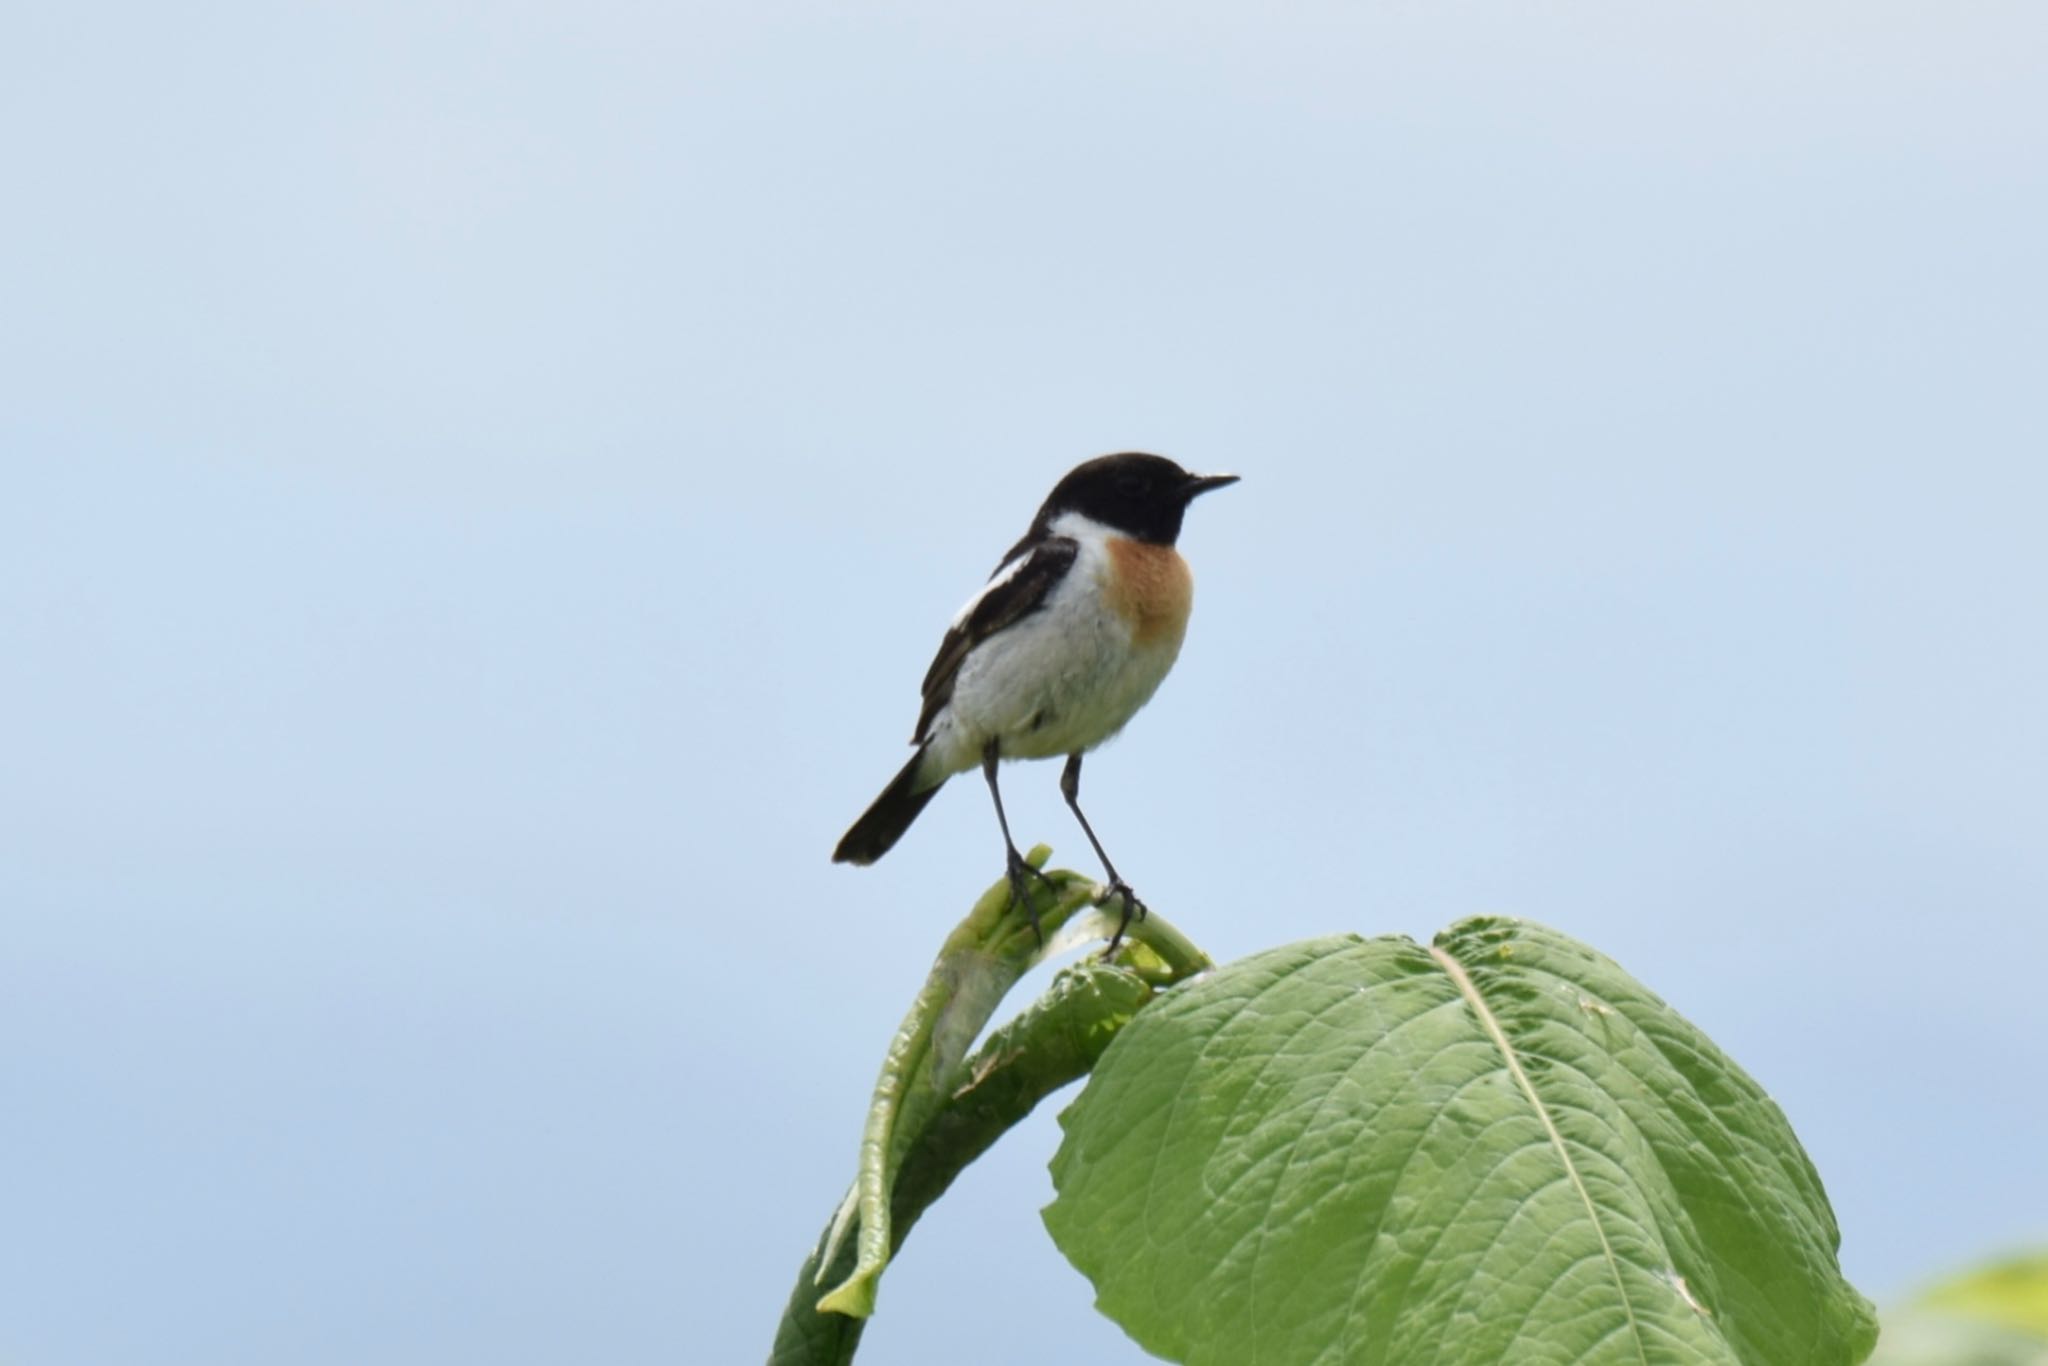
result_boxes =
[1181,473,1241,500]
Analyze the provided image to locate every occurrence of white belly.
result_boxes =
[923,548,1189,775]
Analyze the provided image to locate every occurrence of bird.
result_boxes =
[833,451,1238,947]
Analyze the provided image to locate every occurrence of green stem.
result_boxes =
[1118,904,1215,980]
[767,962,1156,1366]
[767,851,1212,1364]
[815,847,1101,1318]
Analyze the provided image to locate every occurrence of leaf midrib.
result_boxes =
[1429,944,1650,1366]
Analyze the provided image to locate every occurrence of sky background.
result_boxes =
[4,2,2045,1363]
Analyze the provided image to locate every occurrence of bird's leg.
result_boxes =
[983,739,1055,942]
[1060,752,1148,953]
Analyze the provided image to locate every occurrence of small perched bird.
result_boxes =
[833,452,1238,945]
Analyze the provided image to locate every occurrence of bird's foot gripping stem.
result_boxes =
[1003,846,1062,943]
[1099,880,1148,955]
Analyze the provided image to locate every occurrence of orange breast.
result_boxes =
[1105,538,1194,645]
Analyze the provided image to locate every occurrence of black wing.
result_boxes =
[913,536,1078,744]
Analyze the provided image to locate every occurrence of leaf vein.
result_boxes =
[1428,944,1651,1366]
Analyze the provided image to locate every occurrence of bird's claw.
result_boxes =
[1004,849,1060,944]
[1099,880,1148,956]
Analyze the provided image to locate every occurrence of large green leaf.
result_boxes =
[1867,1253,2048,1365]
[1044,917,1877,1365]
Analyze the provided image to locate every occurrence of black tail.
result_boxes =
[834,750,944,865]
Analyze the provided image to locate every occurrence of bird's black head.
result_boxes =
[1034,452,1239,545]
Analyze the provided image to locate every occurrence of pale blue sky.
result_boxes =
[3,3,2044,1363]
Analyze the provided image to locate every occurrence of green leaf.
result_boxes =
[1044,917,1878,1366]
[1868,1252,2048,1366]
[1914,1254,2048,1339]
[771,960,1162,1366]
[814,843,1126,1318]
[779,845,1214,1350]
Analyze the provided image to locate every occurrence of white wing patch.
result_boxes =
[949,550,1035,629]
